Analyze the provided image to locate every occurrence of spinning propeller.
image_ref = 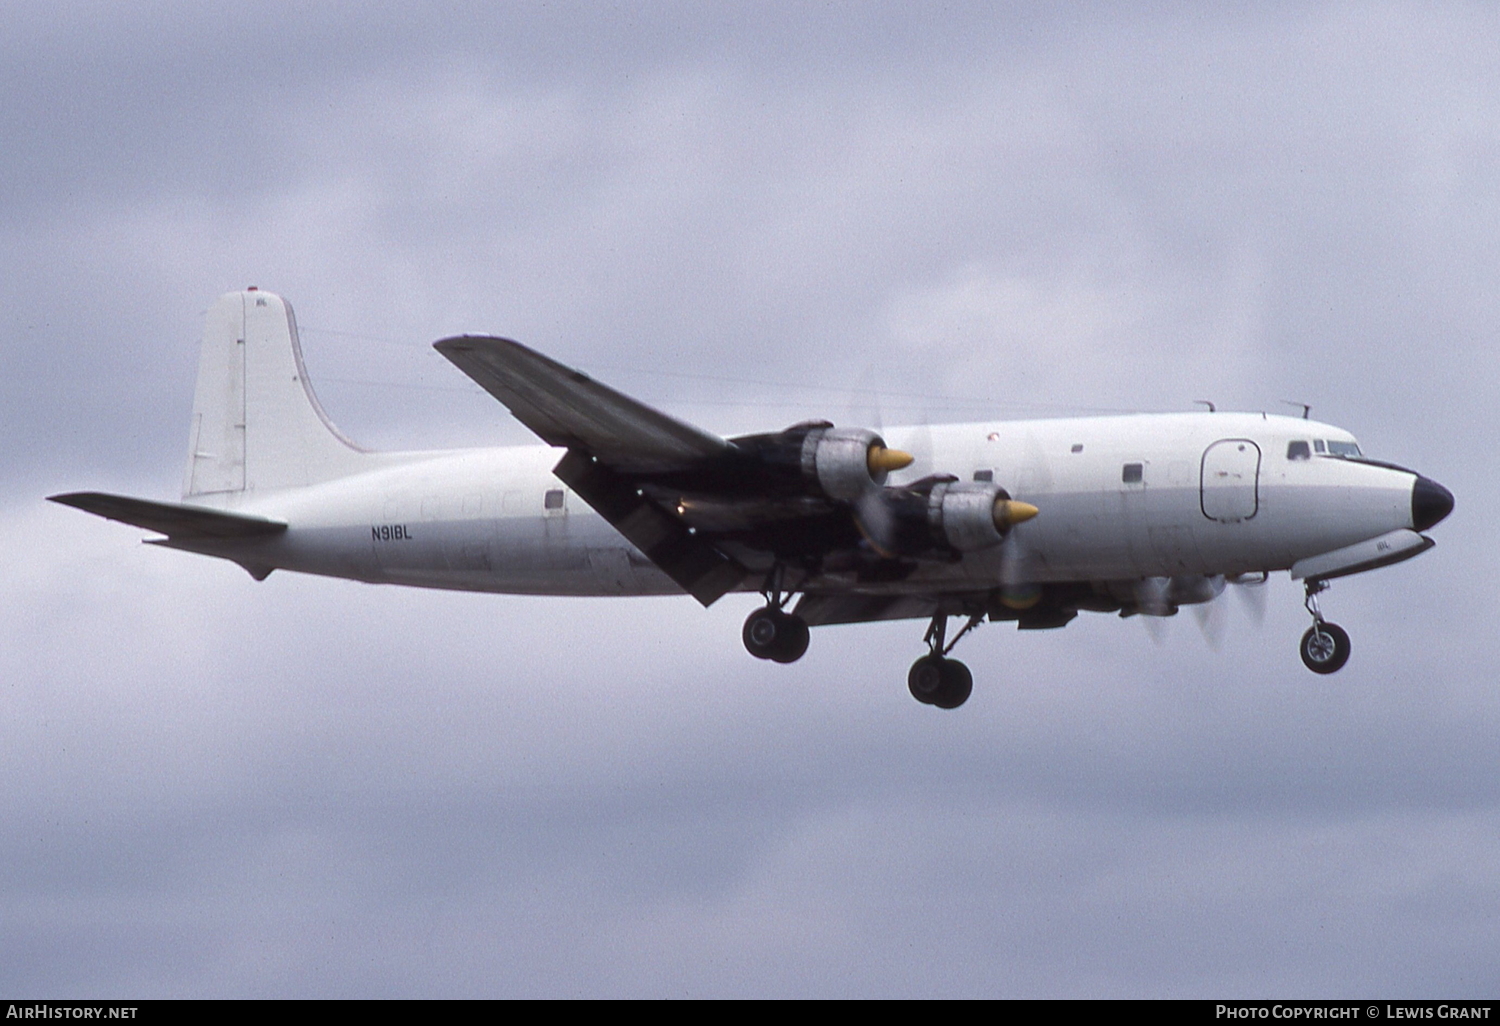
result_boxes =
[1131,573,1267,649]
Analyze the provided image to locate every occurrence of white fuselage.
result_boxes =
[169,411,1420,597]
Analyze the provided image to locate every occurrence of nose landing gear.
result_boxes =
[908,610,982,709]
[1299,580,1351,674]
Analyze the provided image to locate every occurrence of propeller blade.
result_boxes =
[1135,576,1174,617]
[1232,577,1268,626]
[1193,595,1229,651]
[896,416,934,479]
[852,487,898,555]
[1143,614,1170,646]
[995,526,1045,608]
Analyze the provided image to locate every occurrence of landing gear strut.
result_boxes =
[908,610,982,709]
[742,566,809,664]
[1299,580,1351,674]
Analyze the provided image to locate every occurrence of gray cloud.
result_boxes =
[4,0,1498,997]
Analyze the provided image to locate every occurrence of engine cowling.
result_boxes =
[857,478,1038,558]
[728,422,914,500]
[934,481,1020,551]
[802,426,912,500]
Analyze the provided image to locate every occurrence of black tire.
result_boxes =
[769,614,810,664]
[932,659,973,709]
[743,609,810,663]
[908,654,947,704]
[1300,622,1351,674]
[743,608,781,660]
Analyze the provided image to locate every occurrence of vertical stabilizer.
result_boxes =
[184,290,367,497]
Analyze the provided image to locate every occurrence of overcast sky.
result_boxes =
[3,1,1497,998]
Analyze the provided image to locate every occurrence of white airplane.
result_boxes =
[52,289,1454,709]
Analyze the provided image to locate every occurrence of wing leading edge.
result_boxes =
[433,336,729,473]
[435,335,750,605]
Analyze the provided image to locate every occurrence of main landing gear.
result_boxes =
[908,610,983,709]
[742,568,809,664]
[743,607,809,663]
[1299,579,1351,674]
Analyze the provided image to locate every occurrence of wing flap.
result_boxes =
[48,492,287,539]
[552,450,746,606]
[434,336,728,472]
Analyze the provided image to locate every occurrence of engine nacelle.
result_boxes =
[857,478,1037,558]
[729,422,913,501]
[803,427,900,500]
[931,481,1014,552]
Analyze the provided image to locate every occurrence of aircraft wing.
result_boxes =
[434,335,751,605]
[47,492,288,539]
[433,336,729,472]
[430,335,1028,612]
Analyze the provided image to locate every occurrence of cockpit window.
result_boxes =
[1287,440,1311,460]
[1313,440,1326,453]
[1325,440,1362,457]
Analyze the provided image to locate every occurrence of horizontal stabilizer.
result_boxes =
[48,492,288,539]
[434,335,728,472]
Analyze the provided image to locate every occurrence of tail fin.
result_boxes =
[183,289,368,497]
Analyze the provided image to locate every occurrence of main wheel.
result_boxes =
[743,608,780,659]
[1300,622,1351,674]
[932,659,973,709]
[742,608,810,663]
[908,654,946,704]
[908,655,973,708]
[769,614,810,664]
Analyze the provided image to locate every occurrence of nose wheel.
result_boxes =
[1299,580,1351,674]
[1300,621,1350,674]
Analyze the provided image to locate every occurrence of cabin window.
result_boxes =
[1287,440,1311,460]
[543,489,565,510]
[1070,444,1084,453]
[973,469,993,482]
[1122,462,1143,483]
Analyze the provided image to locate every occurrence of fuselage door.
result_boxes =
[1200,439,1261,522]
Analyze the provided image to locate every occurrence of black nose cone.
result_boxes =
[1412,476,1454,531]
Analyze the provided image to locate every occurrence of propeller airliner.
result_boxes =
[51,290,1454,709]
